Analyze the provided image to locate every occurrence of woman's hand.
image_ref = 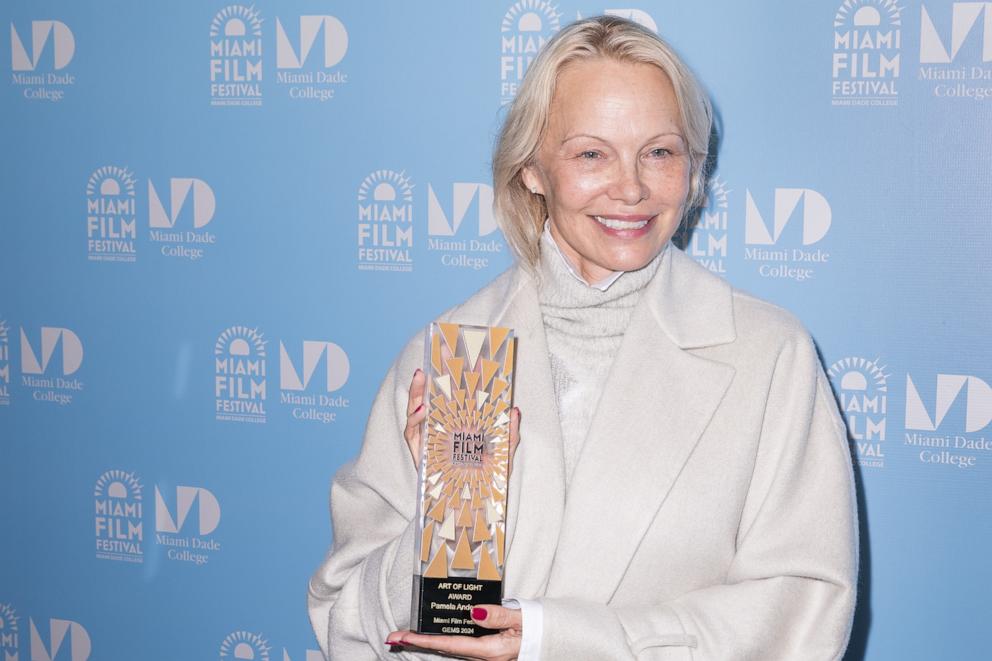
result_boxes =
[403,369,521,468]
[386,605,522,660]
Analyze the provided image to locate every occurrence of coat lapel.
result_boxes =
[547,247,737,602]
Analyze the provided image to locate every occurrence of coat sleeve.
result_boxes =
[537,332,859,661]
[307,335,444,660]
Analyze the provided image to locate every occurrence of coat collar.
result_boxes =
[454,245,738,600]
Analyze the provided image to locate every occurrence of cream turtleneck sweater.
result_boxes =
[537,226,664,486]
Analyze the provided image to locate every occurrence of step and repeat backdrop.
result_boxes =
[1,1,990,659]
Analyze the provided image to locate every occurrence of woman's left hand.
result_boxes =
[386,605,522,660]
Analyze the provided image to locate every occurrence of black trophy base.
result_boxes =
[411,575,502,636]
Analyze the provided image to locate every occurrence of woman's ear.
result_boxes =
[521,165,543,196]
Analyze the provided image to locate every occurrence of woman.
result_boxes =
[309,16,857,660]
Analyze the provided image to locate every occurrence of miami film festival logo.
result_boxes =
[86,166,137,263]
[500,0,562,104]
[0,602,18,660]
[357,169,414,272]
[427,182,504,270]
[828,356,890,468]
[0,320,9,406]
[905,373,992,469]
[743,187,832,282]
[919,3,992,100]
[215,326,267,423]
[680,176,730,274]
[276,15,349,102]
[148,177,217,260]
[155,484,222,565]
[832,0,902,106]
[94,469,144,564]
[10,19,76,102]
[279,339,350,424]
[20,326,84,406]
[29,617,91,661]
[210,5,263,107]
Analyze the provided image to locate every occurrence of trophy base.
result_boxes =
[411,575,502,636]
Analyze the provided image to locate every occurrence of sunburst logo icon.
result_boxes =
[219,631,271,661]
[501,0,562,35]
[211,5,263,39]
[215,326,266,359]
[94,469,143,500]
[828,356,890,394]
[358,169,414,205]
[86,166,136,200]
[834,0,902,29]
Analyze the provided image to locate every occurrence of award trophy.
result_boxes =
[411,322,516,636]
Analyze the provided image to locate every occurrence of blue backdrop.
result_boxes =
[2,1,990,659]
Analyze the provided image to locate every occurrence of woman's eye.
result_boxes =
[578,150,601,159]
[649,148,671,158]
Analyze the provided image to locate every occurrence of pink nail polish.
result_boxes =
[471,607,488,620]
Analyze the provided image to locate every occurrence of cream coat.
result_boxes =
[308,246,858,660]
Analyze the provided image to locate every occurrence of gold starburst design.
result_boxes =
[417,323,515,581]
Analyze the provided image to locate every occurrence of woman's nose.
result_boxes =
[608,159,648,205]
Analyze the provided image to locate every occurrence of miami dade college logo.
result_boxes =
[904,373,992,469]
[279,340,351,424]
[0,602,19,660]
[215,326,267,423]
[148,177,218,260]
[276,15,349,102]
[86,166,137,263]
[357,169,414,272]
[20,326,84,406]
[94,469,144,563]
[10,20,76,101]
[743,187,832,282]
[155,485,222,565]
[832,0,902,106]
[209,5,263,107]
[828,356,889,468]
[680,176,730,274]
[220,631,271,661]
[500,1,562,104]
[919,3,992,99]
[427,182,505,270]
[29,618,91,661]
[0,320,9,406]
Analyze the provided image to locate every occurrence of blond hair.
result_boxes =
[492,15,713,268]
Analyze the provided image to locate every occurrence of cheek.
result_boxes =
[551,167,610,204]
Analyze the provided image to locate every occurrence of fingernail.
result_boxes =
[471,607,488,620]
[386,640,405,647]
[414,368,423,377]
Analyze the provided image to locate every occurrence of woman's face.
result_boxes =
[523,58,691,283]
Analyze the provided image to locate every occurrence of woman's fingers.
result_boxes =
[471,604,522,632]
[403,369,427,466]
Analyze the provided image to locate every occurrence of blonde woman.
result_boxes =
[310,16,857,661]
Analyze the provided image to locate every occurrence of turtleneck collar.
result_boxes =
[541,221,625,291]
